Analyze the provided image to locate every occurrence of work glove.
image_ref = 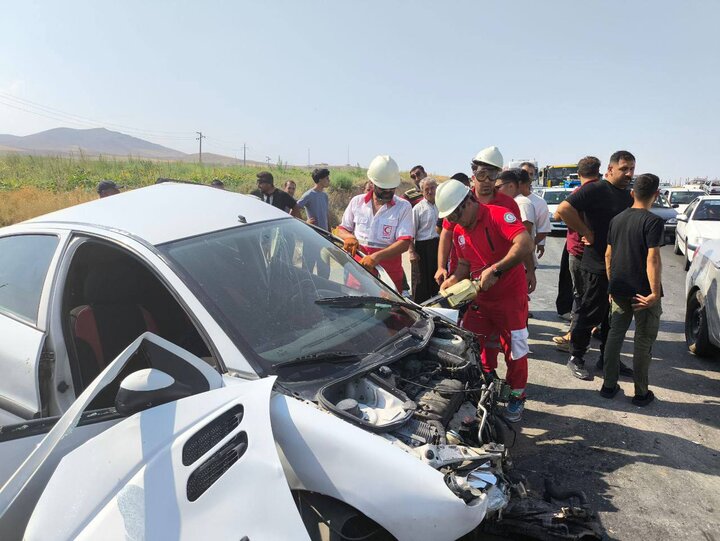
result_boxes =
[343,237,359,257]
[359,254,377,272]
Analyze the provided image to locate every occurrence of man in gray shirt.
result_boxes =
[298,168,331,231]
[298,168,331,278]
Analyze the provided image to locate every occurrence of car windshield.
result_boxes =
[652,195,672,208]
[693,201,720,221]
[670,191,704,204]
[542,190,571,204]
[160,219,419,374]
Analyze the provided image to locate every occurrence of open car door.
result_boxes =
[0,333,309,541]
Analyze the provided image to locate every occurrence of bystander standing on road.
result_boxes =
[409,177,440,303]
[337,155,414,292]
[553,156,602,351]
[600,173,664,406]
[251,172,301,217]
[97,180,122,198]
[557,151,635,380]
[284,180,297,199]
[521,162,551,259]
[405,165,427,206]
[437,179,534,422]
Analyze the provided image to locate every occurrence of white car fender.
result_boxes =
[270,394,488,541]
[25,378,310,541]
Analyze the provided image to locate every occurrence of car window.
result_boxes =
[670,191,703,204]
[0,235,59,324]
[685,199,700,217]
[652,195,672,208]
[542,190,571,204]
[161,219,417,374]
[693,200,720,221]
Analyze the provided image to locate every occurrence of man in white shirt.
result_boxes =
[337,155,414,292]
[521,163,551,258]
[409,178,440,303]
[496,170,536,244]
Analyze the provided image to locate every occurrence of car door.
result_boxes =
[0,232,67,484]
[678,199,699,248]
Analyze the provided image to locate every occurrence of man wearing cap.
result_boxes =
[437,179,534,422]
[251,171,301,217]
[97,180,122,198]
[337,155,414,292]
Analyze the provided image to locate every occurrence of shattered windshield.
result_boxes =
[160,219,420,375]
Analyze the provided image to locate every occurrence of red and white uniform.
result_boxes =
[453,203,529,393]
[339,192,414,291]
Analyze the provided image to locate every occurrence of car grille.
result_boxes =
[186,431,248,501]
[182,405,244,466]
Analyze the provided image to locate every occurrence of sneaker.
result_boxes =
[505,396,525,423]
[599,384,620,399]
[559,312,572,322]
[552,335,571,352]
[567,357,590,380]
[632,390,655,407]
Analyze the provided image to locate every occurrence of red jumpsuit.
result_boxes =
[453,203,529,394]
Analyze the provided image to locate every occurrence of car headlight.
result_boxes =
[666,218,677,225]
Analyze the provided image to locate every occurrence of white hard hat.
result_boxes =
[367,155,401,189]
[472,146,503,169]
[436,179,471,218]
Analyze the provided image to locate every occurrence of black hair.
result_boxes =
[450,172,470,186]
[633,173,660,200]
[312,168,330,183]
[517,168,531,184]
[519,162,536,172]
[257,171,274,184]
[609,150,636,164]
[498,169,521,185]
[577,156,601,178]
[410,165,425,174]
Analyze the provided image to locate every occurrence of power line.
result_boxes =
[196,132,206,163]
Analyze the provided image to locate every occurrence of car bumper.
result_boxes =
[550,220,567,232]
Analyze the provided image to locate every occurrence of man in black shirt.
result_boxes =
[600,174,664,406]
[557,151,635,379]
[251,171,301,217]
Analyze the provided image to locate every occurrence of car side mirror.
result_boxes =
[115,368,194,416]
[672,203,679,208]
[677,214,688,222]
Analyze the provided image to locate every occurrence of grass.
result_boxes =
[0,154,418,227]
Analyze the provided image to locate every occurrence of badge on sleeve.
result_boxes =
[458,235,465,246]
[504,212,517,224]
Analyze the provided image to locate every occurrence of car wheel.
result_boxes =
[674,234,682,255]
[685,291,717,357]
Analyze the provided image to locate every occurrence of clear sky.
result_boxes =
[1,0,718,181]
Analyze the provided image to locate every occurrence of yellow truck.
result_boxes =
[539,164,578,187]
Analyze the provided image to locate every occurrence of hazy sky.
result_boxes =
[1,0,718,180]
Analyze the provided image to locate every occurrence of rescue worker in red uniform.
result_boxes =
[437,179,534,422]
[337,155,414,292]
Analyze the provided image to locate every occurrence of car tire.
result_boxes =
[674,234,682,255]
[685,291,717,357]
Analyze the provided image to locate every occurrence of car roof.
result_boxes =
[22,182,290,245]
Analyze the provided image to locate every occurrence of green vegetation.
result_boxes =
[0,154,418,227]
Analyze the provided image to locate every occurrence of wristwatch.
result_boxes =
[492,266,503,278]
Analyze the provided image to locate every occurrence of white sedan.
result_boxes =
[663,188,705,215]
[536,187,573,233]
[685,239,720,357]
[674,195,720,270]
[0,183,600,540]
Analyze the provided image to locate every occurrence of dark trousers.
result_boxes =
[555,242,573,315]
[569,269,610,360]
[569,254,584,315]
[411,238,440,304]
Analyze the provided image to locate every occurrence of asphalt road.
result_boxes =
[510,236,720,541]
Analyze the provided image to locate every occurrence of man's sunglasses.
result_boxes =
[447,196,470,222]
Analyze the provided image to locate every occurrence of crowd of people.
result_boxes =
[96,148,664,422]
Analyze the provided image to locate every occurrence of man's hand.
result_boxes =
[435,267,449,285]
[632,293,659,311]
[581,230,595,246]
[359,254,377,272]
[343,237,359,257]
[440,275,458,291]
[536,244,545,258]
[307,216,317,225]
[409,250,419,262]
[526,269,537,294]
[479,267,500,291]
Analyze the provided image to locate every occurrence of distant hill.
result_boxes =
[0,127,187,159]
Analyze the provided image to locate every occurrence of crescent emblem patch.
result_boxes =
[504,212,517,224]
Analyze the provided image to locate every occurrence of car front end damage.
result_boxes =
[271,319,604,541]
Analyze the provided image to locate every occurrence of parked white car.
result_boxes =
[685,239,720,358]
[536,187,573,233]
[0,183,600,540]
[662,188,705,215]
[703,180,720,195]
[674,195,720,270]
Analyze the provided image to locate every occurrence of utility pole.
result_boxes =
[196,131,206,163]
[243,143,247,167]
[266,156,271,166]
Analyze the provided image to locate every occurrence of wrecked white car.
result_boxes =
[0,183,601,540]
